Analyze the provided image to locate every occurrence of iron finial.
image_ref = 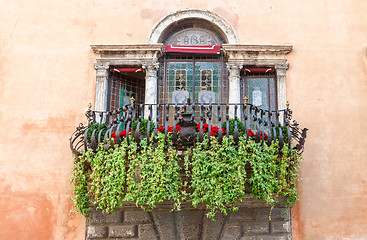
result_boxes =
[130,97,135,104]
[88,102,92,110]
[243,96,248,103]
[286,101,290,109]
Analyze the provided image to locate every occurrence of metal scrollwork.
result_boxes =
[70,101,308,154]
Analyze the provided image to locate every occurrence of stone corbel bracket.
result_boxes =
[90,44,164,66]
[222,44,292,66]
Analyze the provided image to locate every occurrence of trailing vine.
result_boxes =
[89,141,128,214]
[70,131,302,219]
[70,152,90,217]
[185,135,247,219]
[239,139,301,209]
[125,134,182,210]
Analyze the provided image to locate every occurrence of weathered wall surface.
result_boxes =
[0,0,367,239]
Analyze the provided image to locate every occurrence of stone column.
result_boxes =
[227,63,243,118]
[275,64,289,124]
[143,62,159,121]
[94,63,109,123]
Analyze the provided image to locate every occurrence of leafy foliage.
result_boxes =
[185,135,247,219]
[221,119,246,135]
[132,119,155,135]
[86,122,107,142]
[125,133,182,210]
[71,131,302,219]
[89,141,128,213]
[70,153,90,217]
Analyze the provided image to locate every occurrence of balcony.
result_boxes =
[70,100,307,220]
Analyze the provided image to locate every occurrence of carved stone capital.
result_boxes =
[275,64,289,76]
[94,63,110,78]
[143,62,159,71]
[143,62,159,78]
[226,63,243,71]
[94,63,109,70]
[226,63,243,79]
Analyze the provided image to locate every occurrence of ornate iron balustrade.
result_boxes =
[70,100,307,156]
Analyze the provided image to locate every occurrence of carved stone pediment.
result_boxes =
[222,44,292,66]
[91,44,164,66]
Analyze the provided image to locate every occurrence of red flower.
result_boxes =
[118,129,131,137]
[196,123,201,132]
[167,126,174,133]
[247,129,269,139]
[157,125,180,133]
[111,132,117,143]
[211,126,219,132]
[221,128,226,134]
[176,125,181,132]
[119,130,126,137]
[157,126,164,133]
[210,125,219,136]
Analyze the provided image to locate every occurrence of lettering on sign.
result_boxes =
[165,28,222,46]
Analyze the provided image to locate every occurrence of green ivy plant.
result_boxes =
[125,133,182,210]
[185,135,247,219]
[70,152,90,217]
[132,119,155,135]
[89,141,128,214]
[71,130,302,219]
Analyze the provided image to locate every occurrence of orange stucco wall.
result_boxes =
[1,1,367,239]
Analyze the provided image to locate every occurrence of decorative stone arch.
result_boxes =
[147,9,239,44]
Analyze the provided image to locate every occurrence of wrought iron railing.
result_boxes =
[70,100,307,156]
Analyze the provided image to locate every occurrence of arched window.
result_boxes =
[158,21,229,106]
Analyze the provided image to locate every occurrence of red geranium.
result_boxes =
[111,132,117,143]
[157,125,181,133]
[157,126,164,133]
[248,129,268,139]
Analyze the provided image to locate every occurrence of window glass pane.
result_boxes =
[196,62,219,104]
[159,56,227,126]
[168,62,191,104]
[246,77,269,109]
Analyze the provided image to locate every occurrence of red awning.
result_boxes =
[164,45,222,54]
[244,68,274,73]
[111,68,144,73]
